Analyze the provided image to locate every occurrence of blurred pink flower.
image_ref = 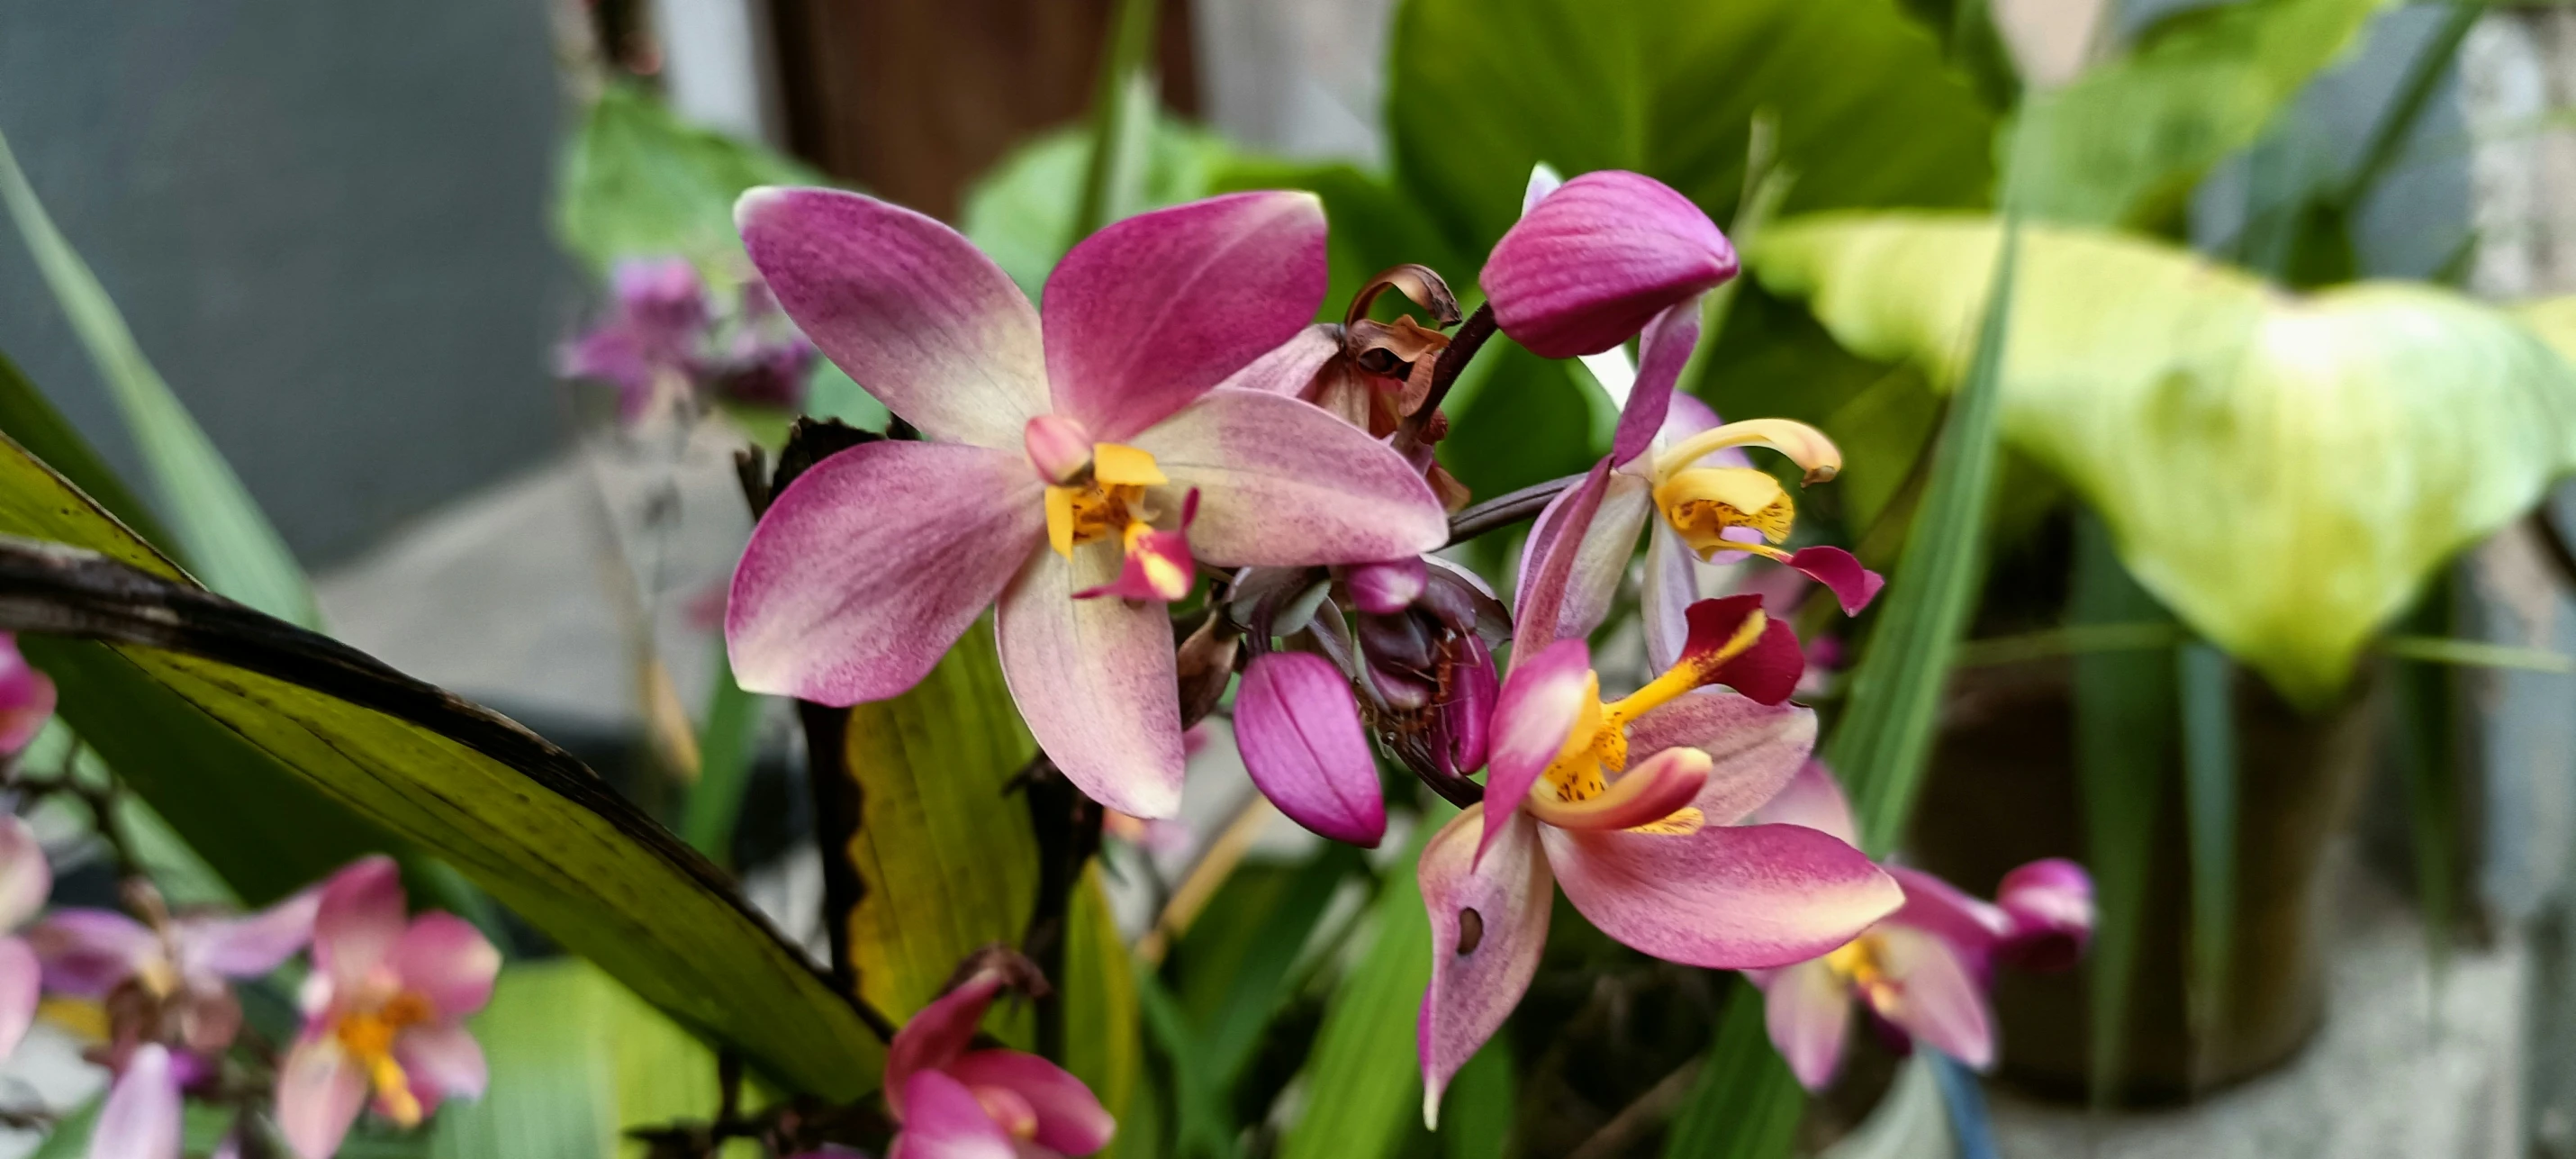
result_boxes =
[0,817,49,1062]
[0,634,57,755]
[885,967,1114,1159]
[276,857,497,1159]
[87,1043,182,1159]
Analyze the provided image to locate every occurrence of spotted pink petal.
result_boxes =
[1131,389,1449,567]
[728,440,1043,705]
[1043,192,1327,443]
[1214,324,1341,397]
[1511,460,1613,661]
[1865,924,1995,1070]
[312,856,407,997]
[946,1049,1117,1155]
[1234,652,1387,847]
[1541,821,1898,969]
[0,637,55,755]
[886,972,1007,1121]
[1478,638,1594,865]
[176,888,320,982]
[1609,297,1704,465]
[276,1039,369,1159]
[0,816,50,932]
[394,1023,488,1113]
[737,187,1048,447]
[1995,858,2094,973]
[30,910,156,998]
[1622,694,1816,826]
[1525,746,1709,831]
[1418,806,1553,1127]
[1480,171,1738,359]
[998,548,1185,818]
[1750,761,1862,847]
[388,913,500,1020]
[1343,557,1428,615]
[1785,548,1885,616]
[890,1070,1018,1159]
[91,1044,182,1159]
[1756,958,1852,1091]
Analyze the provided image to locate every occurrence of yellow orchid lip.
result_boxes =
[1044,442,1166,559]
[334,990,435,1126]
[1652,466,1795,559]
[1651,418,1841,484]
[1528,608,1768,831]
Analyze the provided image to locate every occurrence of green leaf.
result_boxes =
[2067,514,2175,1104]
[2390,572,2460,969]
[0,349,177,557]
[1660,980,1801,1159]
[1277,825,1433,1159]
[681,639,764,865]
[1435,339,1603,505]
[960,112,1237,299]
[823,624,1041,1028]
[430,958,760,1159]
[1064,863,1147,1159]
[1387,0,1996,264]
[0,455,880,1097]
[2175,640,2238,1086]
[0,126,320,628]
[1174,847,1360,1087]
[1825,214,2023,855]
[2009,0,2394,229]
[1755,213,2576,706]
[1440,1039,1515,1159]
[1207,158,1469,322]
[556,83,824,274]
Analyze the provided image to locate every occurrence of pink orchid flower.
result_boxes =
[0,817,50,1061]
[1745,764,2095,1091]
[725,188,1451,818]
[276,857,498,1159]
[87,1043,182,1159]
[0,633,58,754]
[884,967,1115,1159]
[1416,595,1900,1122]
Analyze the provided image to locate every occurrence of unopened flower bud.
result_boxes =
[1234,651,1387,847]
[1342,557,1428,615]
[1995,858,2094,973]
[1481,171,1737,358]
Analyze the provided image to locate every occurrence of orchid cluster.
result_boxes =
[560,257,818,424]
[719,162,2090,1133]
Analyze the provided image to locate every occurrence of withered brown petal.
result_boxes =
[1345,262,1464,329]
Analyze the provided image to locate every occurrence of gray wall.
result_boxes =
[0,0,574,566]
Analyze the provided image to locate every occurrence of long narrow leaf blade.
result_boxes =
[0,350,178,556]
[1277,828,1433,1159]
[1660,980,1802,1159]
[0,128,320,627]
[2175,639,2239,1089]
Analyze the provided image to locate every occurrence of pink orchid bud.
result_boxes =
[0,635,56,755]
[1433,635,1497,775]
[610,258,711,358]
[1343,557,1429,615]
[1994,858,2094,973]
[1479,171,1738,358]
[1023,413,1096,485]
[887,966,1116,1159]
[1234,651,1387,847]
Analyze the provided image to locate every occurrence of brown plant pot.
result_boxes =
[1903,656,2381,1104]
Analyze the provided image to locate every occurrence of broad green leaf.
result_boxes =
[2009,0,2393,229]
[0,126,320,627]
[961,111,1237,299]
[1277,826,1433,1159]
[1208,158,1470,323]
[1755,213,2576,706]
[2175,640,2238,1084]
[2067,514,2174,1103]
[1661,980,1801,1159]
[1435,339,1602,506]
[1064,863,1146,1159]
[827,625,1041,1028]
[1387,0,1997,265]
[431,958,761,1159]
[0,446,880,1097]
[556,83,823,274]
[1825,215,2022,854]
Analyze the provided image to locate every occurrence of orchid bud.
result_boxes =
[610,258,711,358]
[1480,171,1738,358]
[1024,413,1096,485]
[1994,858,2094,973]
[1342,557,1429,615]
[1235,651,1387,847]
[1430,634,1498,775]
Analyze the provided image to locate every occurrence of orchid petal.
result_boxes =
[313,856,406,996]
[1609,297,1704,465]
[1995,858,2095,973]
[1542,821,1898,968]
[998,550,1185,818]
[947,1049,1117,1155]
[1641,523,1703,675]
[1133,390,1449,566]
[177,888,320,981]
[1235,652,1387,847]
[728,440,1042,705]
[886,972,1007,1121]
[1750,761,1863,847]
[1521,163,1565,216]
[1524,473,1651,651]
[1511,460,1613,660]
[1044,192,1327,442]
[91,1045,182,1159]
[1623,694,1816,825]
[1022,414,1096,485]
[1344,557,1428,615]
[1215,324,1341,397]
[1480,171,1738,358]
[0,937,35,1059]
[1479,638,1594,864]
[737,187,1046,446]
[1716,619,1805,705]
[1785,547,1885,616]
[30,910,155,998]
[1886,866,2011,981]
[276,1041,369,1159]
[394,1023,488,1113]
[1074,493,1201,603]
[1436,635,1499,776]
[388,914,500,1020]
[1757,959,1853,1091]
[1867,925,1995,1070]
[1418,807,1552,1126]
[890,1070,1017,1159]
[0,815,49,931]
[1526,746,1708,831]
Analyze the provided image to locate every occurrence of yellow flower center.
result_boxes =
[333,990,434,1127]
[1532,608,1770,831]
[1644,418,1842,563]
[1824,932,1887,990]
[1044,443,1167,558]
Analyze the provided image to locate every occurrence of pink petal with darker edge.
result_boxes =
[886,973,1007,1121]
[1478,638,1594,865]
[312,856,406,997]
[1235,652,1386,847]
[890,1070,1017,1159]
[1749,762,1862,847]
[1418,807,1553,1127]
[1866,925,1995,1070]
[1543,821,1897,969]
[1621,693,1816,826]
[1786,547,1885,616]
[1608,296,1704,465]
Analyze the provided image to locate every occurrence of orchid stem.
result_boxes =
[1445,470,1583,546]
[1401,303,1496,452]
